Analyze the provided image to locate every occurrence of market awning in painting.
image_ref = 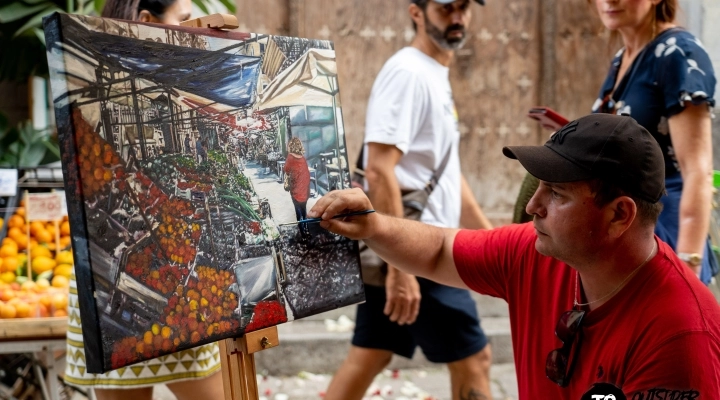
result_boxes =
[61,16,261,108]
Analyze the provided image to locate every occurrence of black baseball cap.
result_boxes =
[503,114,665,203]
[412,0,485,5]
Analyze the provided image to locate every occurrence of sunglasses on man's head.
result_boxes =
[546,310,586,387]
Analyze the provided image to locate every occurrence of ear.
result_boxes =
[138,10,160,23]
[605,196,637,239]
[408,3,425,30]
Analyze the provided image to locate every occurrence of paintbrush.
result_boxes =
[278,209,376,226]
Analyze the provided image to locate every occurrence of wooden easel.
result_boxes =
[179,14,240,30]
[219,326,279,400]
[175,14,275,400]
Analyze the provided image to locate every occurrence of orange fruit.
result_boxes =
[0,303,17,319]
[0,272,15,284]
[190,331,201,344]
[15,301,30,318]
[36,279,51,292]
[34,229,52,245]
[0,289,13,302]
[39,294,51,309]
[30,221,45,236]
[32,256,56,275]
[8,215,25,229]
[7,227,23,242]
[53,309,67,317]
[54,265,73,278]
[50,293,68,311]
[51,275,69,289]
[15,207,25,217]
[143,331,153,345]
[60,221,71,237]
[31,245,52,259]
[56,251,73,266]
[13,235,28,250]
[45,224,57,238]
[0,245,17,259]
[20,281,37,293]
[161,326,172,339]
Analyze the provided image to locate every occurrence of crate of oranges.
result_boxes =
[0,201,71,336]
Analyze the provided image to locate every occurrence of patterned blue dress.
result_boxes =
[593,27,718,283]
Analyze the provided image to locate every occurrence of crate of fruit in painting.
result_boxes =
[43,13,363,373]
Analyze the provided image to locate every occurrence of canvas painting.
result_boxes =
[43,13,363,373]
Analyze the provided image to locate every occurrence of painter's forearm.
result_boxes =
[364,215,448,279]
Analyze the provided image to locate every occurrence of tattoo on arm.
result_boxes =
[460,385,488,400]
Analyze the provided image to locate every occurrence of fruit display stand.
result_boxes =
[0,167,71,400]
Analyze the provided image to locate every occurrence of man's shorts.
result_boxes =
[352,278,488,363]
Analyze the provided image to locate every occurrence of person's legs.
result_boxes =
[325,284,415,400]
[292,198,303,221]
[94,387,152,400]
[298,200,307,220]
[447,345,493,400]
[324,346,394,400]
[410,279,493,400]
[167,370,225,400]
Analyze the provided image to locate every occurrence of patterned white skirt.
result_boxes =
[64,274,221,389]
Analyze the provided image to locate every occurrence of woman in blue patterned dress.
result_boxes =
[591,0,718,283]
[515,0,717,283]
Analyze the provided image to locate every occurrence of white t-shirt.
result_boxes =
[364,47,462,228]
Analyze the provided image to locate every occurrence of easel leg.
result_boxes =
[219,326,279,400]
[220,339,258,400]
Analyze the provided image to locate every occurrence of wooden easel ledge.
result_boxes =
[180,13,239,30]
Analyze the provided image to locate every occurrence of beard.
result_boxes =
[424,16,467,50]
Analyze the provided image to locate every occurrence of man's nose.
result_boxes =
[450,10,465,25]
[526,188,544,218]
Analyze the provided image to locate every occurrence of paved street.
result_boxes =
[145,364,519,400]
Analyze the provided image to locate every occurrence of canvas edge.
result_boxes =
[43,12,107,374]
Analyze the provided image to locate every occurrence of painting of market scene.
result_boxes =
[43,13,363,372]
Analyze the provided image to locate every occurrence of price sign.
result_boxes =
[0,169,18,196]
[26,192,65,221]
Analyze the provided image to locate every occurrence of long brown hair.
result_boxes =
[101,0,178,21]
[101,0,141,20]
[655,0,677,23]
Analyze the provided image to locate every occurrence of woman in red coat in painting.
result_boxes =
[284,137,311,222]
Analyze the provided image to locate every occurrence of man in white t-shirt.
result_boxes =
[324,1,494,399]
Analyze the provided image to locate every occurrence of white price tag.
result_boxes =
[0,169,18,197]
[55,189,68,216]
[26,192,65,221]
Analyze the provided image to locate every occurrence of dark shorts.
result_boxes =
[352,278,488,363]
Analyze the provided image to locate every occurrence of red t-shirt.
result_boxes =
[454,223,720,399]
[284,154,310,202]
